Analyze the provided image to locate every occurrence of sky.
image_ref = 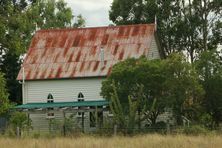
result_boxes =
[65,0,113,27]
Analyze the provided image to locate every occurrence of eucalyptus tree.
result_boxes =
[0,0,85,103]
[195,50,222,128]
[109,0,222,62]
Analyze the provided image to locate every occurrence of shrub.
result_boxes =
[183,125,209,135]
[9,111,32,136]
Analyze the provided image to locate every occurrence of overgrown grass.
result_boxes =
[0,134,222,148]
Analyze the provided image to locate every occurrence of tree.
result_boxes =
[109,0,222,62]
[195,50,222,128]
[163,53,204,125]
[0,72,10,115]
[101,57,169,126]
[73,14,86,28]
[0,0,86,103]
[109,82,147,134]
[101,53,204,126]
[9,111,32,136]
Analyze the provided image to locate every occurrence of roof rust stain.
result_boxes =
[17,24,156,80]
[125,27,131,36]
[72,66,76,77]
[90,46,97,55]
[118,27,125,37]
[72,35,81,47]
[63,47,70,57]
[54,53,60,63]
[80,62,85,72]
[101,34,109,45]
[31,55,38,64]
[132,26,140,36]
[30,36,38,48]
[48,69,54,79]
[68,52,74,62]
[101,61,107,71]
[107,67,112,76]
[89,29,97,40]
[87,61,92,70]
[93,61,100,72]
[55,67,62,78]
[45,37,53,48]
[40,68,47,79]
[75,50,82,62]
[118,50,124,60]
[137,43,141,54]
[59,32,68,48]
[113,44,119,55]
[26,70,31,80]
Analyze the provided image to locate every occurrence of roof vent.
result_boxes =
[100,47,104,68]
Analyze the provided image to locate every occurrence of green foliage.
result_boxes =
[183,125,209,135]
[109,82,144,134]
[163,53,204,124]
[109,82,125,128]
[0,72,10,114]
[195,50,222,128]
[109,0,222,62]
[73,14,86,28]
[101,53,204,126]
[9,112,32,133]
[63,114,82,135]
[199,113,213,128]
[0,0,86,103]
[102,57,167,126]
[49,114,81,136]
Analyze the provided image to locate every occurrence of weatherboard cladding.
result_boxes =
[17,24,156,80]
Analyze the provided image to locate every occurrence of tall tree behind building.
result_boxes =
[109,0,222,62]
[0,0,85,103]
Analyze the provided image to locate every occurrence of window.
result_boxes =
[78,92,84,100]
[47,93,54,103]
[47,93,54,118]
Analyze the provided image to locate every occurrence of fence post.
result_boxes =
[63,111,66,136]
[81,112,84,133]
[27,113,30,136]
[16,126,20,138]
[166,119,170,134]
[114,124,117,136]
[95,106,98,130]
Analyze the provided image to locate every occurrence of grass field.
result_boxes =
[0,134,221,148]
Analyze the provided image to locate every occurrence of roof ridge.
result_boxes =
[37,23,155,33]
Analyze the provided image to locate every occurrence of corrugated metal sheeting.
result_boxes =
[17,24,156,80]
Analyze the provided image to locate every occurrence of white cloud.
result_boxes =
[65,0,113,27]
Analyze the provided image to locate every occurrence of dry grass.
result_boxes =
[0,134,221,148]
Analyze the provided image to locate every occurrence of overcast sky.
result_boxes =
[65,0,113,27]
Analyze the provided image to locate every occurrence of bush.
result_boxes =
[49,114,82,136]
[4,127,16,137]
[32,132,40,139]
[8,111,32,136]
[183,125,209,135]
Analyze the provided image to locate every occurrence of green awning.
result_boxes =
[15,100,109,109]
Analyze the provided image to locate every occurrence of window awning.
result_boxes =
[15,100,109,109]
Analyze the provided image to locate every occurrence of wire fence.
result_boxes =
[0,115,215,137]
[4,124,183,138]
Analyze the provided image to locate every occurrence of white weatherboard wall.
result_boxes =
[147,38,160,59]
[24,78,105,103]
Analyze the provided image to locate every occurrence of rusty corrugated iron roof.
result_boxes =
[17,24,156,80]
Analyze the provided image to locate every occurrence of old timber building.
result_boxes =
[16,24,162,132]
